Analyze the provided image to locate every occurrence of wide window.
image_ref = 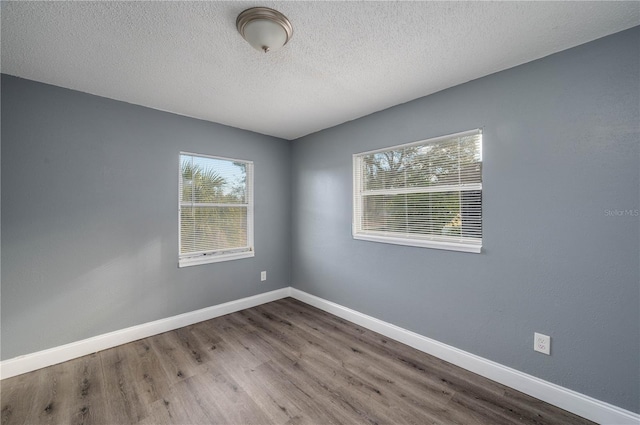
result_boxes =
[179,152,254,267]
[353,129,482,253]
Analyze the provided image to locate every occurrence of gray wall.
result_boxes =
[1,75,291,360]
[291,27,640,412]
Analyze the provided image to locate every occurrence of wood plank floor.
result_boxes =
[1,297,595,425]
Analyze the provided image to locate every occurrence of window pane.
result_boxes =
[360,134,481,191]
[180,155,247,204]
[180,206,248,254]
[361,146,417,191]
[362,191,481,239]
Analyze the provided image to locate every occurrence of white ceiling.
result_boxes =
[2,1,639,140]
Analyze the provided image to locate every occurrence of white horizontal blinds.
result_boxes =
[354,130,482,246]
[180,154,252,258]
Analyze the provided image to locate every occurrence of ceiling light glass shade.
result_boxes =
[237,7,293,53]
[242,20,287,53]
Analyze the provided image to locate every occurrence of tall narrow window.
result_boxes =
[353,129,482,253]
[179,152,254,267]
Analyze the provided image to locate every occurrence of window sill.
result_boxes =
[179,250,254,268]
[353,232,481,253]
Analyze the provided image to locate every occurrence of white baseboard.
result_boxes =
[2,286,637,424]
[0,288,291,380]
[289,288,640,425]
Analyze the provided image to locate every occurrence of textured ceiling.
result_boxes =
[2,1,639,140]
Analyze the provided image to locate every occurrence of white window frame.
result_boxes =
[178,152,254,267]
[353,129,482,253]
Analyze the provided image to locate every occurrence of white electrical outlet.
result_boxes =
[534,332,551,355]
[260,271,267,281]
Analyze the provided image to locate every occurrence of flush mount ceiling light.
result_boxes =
[236,7,293,53]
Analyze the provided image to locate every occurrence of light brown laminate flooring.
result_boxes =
[1,297,595,425]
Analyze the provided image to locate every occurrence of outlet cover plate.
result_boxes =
[534,332,551,355]
[261,271,267,281]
